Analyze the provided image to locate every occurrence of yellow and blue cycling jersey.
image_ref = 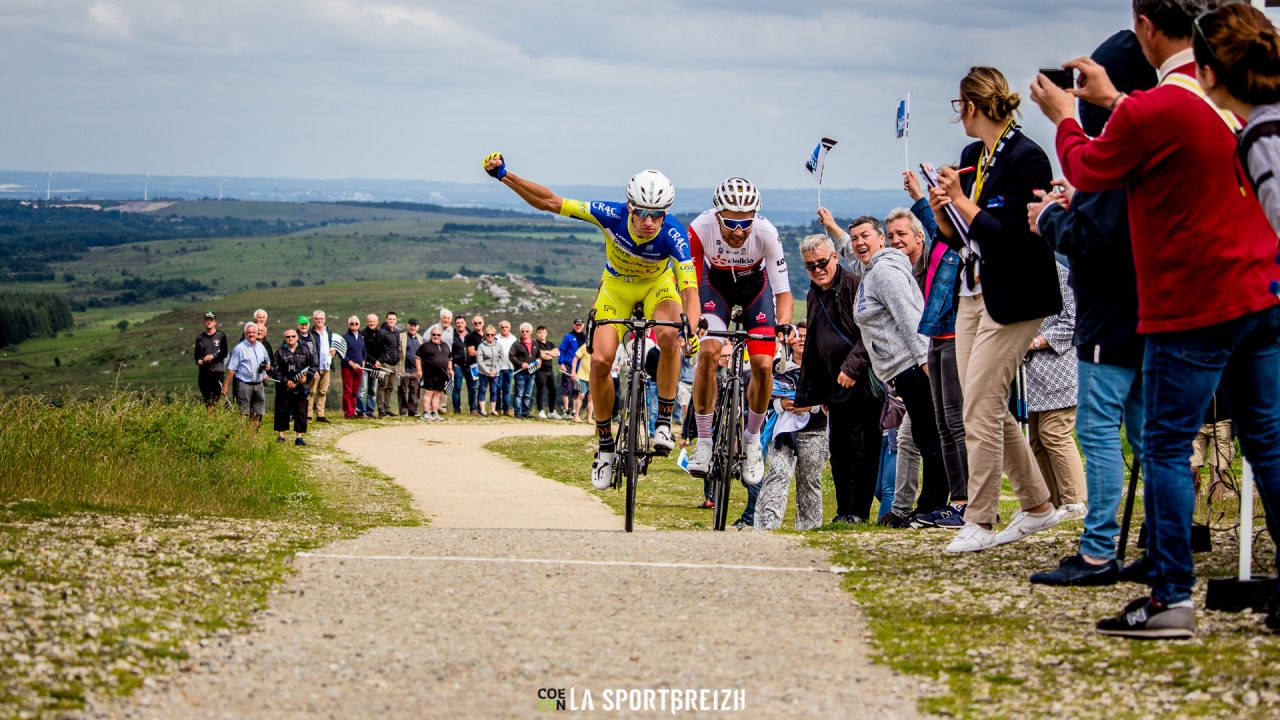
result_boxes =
[558,199,697,292]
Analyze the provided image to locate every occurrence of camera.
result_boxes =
[1040,67,1075,90]
[257,360,269,374]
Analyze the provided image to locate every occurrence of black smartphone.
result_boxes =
[1040,67,1075,90]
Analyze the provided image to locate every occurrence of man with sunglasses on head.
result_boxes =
[684,177,793,487]
[482,152,701,490]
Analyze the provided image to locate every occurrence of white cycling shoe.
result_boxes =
[591,451,615,490]
[652,425,675,456]
[742,436,764,486]
[687,440,713,478]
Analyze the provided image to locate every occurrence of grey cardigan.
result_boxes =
[476,340,503,375]
[852,247,929,384]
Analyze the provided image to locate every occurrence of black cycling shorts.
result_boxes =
[698,267,776,356]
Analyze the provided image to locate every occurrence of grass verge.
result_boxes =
[488,434,1279,718]
[0,395,422,717]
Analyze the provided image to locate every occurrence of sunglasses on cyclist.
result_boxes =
[718,215,754,232]
[631,208,666,221]
[803,255,835,272]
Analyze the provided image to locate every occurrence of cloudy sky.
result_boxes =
[0,1,1218,191]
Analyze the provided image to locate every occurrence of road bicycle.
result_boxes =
[700,312,776,531]
[585,304,689,532]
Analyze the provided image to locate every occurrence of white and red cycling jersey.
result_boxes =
[687,210,790,294]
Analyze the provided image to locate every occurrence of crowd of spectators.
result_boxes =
[198,306,594,427]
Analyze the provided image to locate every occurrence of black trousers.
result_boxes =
[534,372,556,411]
[274,388,309,433]
[827,394,883,520]
[198,371,223,405]
[892,364,949,513]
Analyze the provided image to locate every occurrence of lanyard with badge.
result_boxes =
[960,119,1019,290]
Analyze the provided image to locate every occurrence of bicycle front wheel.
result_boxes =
[623,372,646,533]
[711,380,739,531]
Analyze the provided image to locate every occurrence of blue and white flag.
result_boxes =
[804,137,837,184]
[896,94,910,140]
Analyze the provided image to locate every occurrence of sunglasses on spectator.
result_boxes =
[1194,11,1222,67]
[631,208,666,221]
[486,333,496,337]
[348,322,359,326]
[284,333,297,339]
[803,255,835,272]
[431,333,442,338]
[718,215,754,232]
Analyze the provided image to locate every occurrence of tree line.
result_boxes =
[0,291,74,348]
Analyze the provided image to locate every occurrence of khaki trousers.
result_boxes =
[954,295,1050,525]
[1028,406,1086,506]
[308,370,331,419]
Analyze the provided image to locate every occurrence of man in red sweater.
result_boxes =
[1030,0,1280,639]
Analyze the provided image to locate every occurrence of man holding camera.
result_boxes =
[272,327,316,445]
[222,322,271,433]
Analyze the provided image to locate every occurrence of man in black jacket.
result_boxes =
[794,234,881,524]
[194,311,228,409]
[271,328,315,446]
[360,313,386,418]
[1026,30,1156,587]
[377,311,404,417]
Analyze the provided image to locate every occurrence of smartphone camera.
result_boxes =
[1040,67,1075,90]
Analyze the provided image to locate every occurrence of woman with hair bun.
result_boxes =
[1194,1,1280,233]
[928,66,1064,553]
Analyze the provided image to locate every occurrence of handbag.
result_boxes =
[879,393,906,431]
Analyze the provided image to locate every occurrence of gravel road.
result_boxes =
[97,422,922,719]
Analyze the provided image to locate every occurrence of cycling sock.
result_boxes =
[695,413,714,439]
[596,418,615,453]
[656,395,675,428]
[745,409,766,436]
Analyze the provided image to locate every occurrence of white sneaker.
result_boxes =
[945,522,1000,553]
[550,411,562,420]
[687,439,713,478]
[652,425,675,456]
[420,412,430,421]
[742,436,763,486]
[479,409,488,416]
[538,410,548,419]
[431,413,441,422]
[992,508,1063,547]
[591,451,615,490]
[1058,503,1087,522]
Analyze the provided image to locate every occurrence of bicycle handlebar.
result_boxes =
[584,311,691,355]
[702,330,777,342]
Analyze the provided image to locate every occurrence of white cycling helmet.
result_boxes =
[626,169,676,211]
[712,176,760,213]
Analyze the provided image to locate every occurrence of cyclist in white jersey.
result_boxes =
[686,177,794,486]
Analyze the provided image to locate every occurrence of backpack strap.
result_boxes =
[1162,72,1242,133]
[1237,120,1280,194]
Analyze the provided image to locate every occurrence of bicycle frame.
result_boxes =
[701,320,776,531]
[585,305,689,532]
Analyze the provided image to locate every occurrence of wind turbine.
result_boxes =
[218,179,224,201]
[46,169,52,201]
[144,170,150,202]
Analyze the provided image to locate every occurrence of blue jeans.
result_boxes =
[513,372,534,417]
[1142,306,1280,604]
[738,477,760,526]
[1075,361,1144,560]
[453,368,477,412]
[646,379,659,436]
[478,374,498,406]
[876,427,898,518]
[357,369,376,415]
[497,369,513,412]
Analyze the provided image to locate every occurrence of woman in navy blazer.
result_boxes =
[929,66,1064,553]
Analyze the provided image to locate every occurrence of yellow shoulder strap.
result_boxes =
[1162,72,1243,132]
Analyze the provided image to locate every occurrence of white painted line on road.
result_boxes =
[296,552,850,574]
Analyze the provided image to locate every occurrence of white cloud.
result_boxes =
[88,0,131,37]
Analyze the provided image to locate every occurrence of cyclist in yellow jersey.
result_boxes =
[483,152,702,489]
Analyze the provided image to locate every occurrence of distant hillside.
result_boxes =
[2,170,906,225]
